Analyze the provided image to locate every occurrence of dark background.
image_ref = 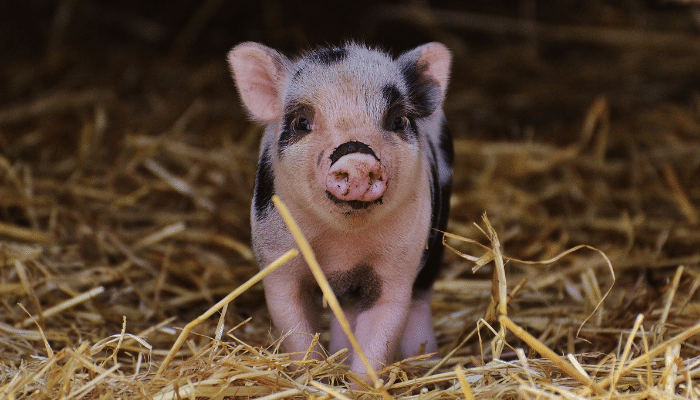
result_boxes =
[3,0,699,142]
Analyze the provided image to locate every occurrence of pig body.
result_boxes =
[228,42,452,376]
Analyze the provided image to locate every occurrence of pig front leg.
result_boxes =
[348,281,414,376]
[262,264,323,362]
[329,312,357,356]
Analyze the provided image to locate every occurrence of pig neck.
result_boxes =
[305,180,433,274]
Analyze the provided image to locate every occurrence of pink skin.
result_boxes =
[329,290,439,372]
[326,153,388,202]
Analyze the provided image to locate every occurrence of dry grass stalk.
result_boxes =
[662,164,699,225]
[596,322,700,391]
[0,222,54,244]
[454,365,476,400]
[657,266,686,339]
[442,231,615,336]
[500,315,607,395]
[18,286,105,329]
[156,248,299,376]
[478,214,508,360]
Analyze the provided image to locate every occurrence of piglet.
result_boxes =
[227,42,453,377]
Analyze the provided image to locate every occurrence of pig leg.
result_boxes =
[400,290,439,359]
[349,286,413,376]
[263,270,323,361]
[329,311,357,355]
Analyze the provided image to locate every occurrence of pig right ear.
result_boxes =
[397,42,452,117]
[228,42,289,122]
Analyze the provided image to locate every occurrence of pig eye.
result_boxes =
[391,115,410,132]
[291,117,312,133]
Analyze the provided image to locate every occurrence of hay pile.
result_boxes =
[2,1,700,399]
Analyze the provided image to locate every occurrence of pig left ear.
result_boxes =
[228,42,290,123]
[398,42,452,110]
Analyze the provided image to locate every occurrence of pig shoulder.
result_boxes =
[252,139,276,222]
[414,115,453,293]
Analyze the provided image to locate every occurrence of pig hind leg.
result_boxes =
[349,289,413,375]
[399,290,438,359]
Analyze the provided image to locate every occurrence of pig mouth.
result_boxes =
[325,191,383,210]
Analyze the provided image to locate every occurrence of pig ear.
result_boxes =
[398,42,452,109]
[228,42,290,122]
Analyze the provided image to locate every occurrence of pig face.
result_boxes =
[229,42,451,230]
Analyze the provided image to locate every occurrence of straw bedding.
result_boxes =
[1,1,700,398]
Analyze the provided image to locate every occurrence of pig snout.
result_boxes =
[326,153,388,202]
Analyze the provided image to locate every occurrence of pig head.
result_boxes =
[228,41,453,378]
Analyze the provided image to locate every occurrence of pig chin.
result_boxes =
[324,190,384,211]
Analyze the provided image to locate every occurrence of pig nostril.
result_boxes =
[326,153,388,203]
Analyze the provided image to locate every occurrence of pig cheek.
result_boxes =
[317,156,333,196]
[276,148,317,202]
[385,147,421,202]
[305,152,326,200]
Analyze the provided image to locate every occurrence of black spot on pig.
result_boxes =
[329,141,377,165]
[400,61,440,119]
[413,142,451,294]
[310,47,348,65]
[439,120,454,168]
[382,84,403,106]
[327,263,382,311]
[253,146,275,220]
[297,278,325,330]
[382,84,418,141]
[278,105,313,157]
[292,67,305,81]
